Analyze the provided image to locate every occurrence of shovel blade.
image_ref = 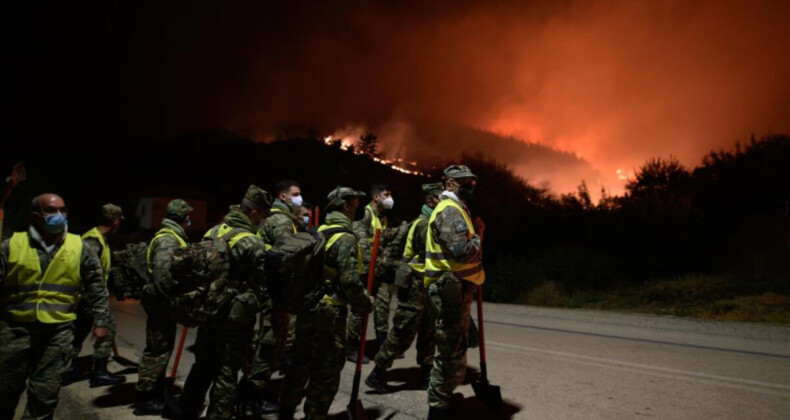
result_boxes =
[472,379,503,408]
[347,399,368,420]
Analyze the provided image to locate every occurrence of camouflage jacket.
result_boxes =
[324,211,372,314]
[83,235,106,278]
[148,218,190,297]
[260,199,297,247]
[0,227,112,327]
[221,210,268,324]
[430,195,482,264]
[353,204,394,277]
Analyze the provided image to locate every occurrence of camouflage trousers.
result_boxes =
[181,320,254,420]
[426,274,474,408]
[0,319,73,420]
[247,306,288,392]
[280,301,348,420]
[347,280,394,344]
[136,293,178,392]
[374,276,435,370]
[286,312,296,351]
[71,303,116,359]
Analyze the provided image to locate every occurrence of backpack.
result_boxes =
[108,242,150,300]
[168,228,252,327]
[266,228,351,313]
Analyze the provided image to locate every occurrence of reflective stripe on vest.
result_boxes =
[203,224,255,248]
[402,216,427,275]
[203,223,234,240]
[82,227,110,281]
[318,224,362,305]
[365,204,388,242]
[424,199,485,287]
[227,231,255,248]
[146,228,188,273]
[3,232,83,323]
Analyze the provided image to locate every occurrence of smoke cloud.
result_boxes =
[7,1,789,194]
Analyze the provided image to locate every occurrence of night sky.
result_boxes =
[4,1,789,194]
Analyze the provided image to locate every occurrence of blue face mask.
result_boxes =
[302,216,310,227]
[43,212,68,234]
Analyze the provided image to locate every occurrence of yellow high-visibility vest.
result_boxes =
[146,228,188,273]
[365,204,388,242]
[402,216,427,276]
[203,223,234,240]
[424,198,485,287]
[318,224,362,306]
[82,227,110,281]
[3,232,83,323]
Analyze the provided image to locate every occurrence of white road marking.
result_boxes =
[487,341,790,397]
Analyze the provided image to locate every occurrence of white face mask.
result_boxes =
[381,196,394,210]
[290,194,303,207]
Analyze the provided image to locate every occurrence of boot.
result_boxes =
[278,404,296,420]
[134,390,167,416]
[346,342,370,364]
[419,365,432,390]
[427,406,446,420]
[90,357,126,387]
[61,365,82,386]
[258,398,280,415]
[364,366,389,394]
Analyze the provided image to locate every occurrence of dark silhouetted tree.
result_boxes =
[358,132,380,158]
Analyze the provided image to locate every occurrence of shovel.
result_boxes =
[348,228,381,420]
[162,325,190,415]
[170,325,190,379]
[471,284,503,407]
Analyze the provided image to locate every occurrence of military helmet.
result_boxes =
[443,164,478,180]
[326,186,366,211]
[421,182,444,196]
[244,185,273,210]
[166,199,194,221]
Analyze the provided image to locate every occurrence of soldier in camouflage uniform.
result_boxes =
[366,183,443,393]
[347,184,394,363]
[243,180,302,414]
[0,193,112,420]
[178,185,272,420]
[423,165,485,420]
[134,199,193,415]
[279,187,373,420]
[63,203,126,388]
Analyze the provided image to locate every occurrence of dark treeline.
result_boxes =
[2,133,789,304]
[466,134,790,302]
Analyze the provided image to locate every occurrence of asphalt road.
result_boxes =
[18,298,790,419]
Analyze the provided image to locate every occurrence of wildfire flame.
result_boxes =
[324,133,424,176]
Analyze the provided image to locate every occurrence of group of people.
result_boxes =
[0,164,485,420]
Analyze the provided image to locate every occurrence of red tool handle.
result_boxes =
[170,325,189,378]
[357,228,380,364]
[349,228,381,403]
